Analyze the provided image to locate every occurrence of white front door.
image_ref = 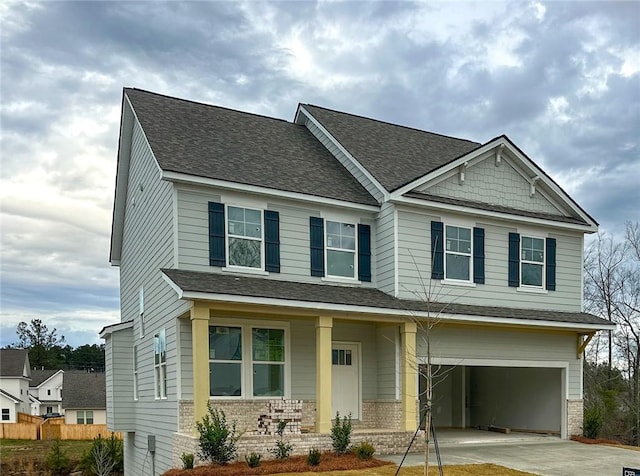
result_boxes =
[331,342,360,420]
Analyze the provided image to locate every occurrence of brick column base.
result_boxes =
[567,399,583,437]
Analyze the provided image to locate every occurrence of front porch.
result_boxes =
[188,301,419,436]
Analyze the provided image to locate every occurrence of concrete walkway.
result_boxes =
[381,440,640,476]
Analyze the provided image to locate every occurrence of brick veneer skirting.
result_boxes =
[567,399,583,437]
[172,429,426,468]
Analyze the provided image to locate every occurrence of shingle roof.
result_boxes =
[302,104,481,192]
[162,269,611,328]
[405,192,589,225]
[62,371,106,409]
[30,369,59,387]
[124,89,378,206]
[0,349,29,377]
[0,388,22,403]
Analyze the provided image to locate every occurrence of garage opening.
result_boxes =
[419,365,562,435]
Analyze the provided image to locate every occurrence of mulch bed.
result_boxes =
[570,435,623,445]
[163,452,392,475]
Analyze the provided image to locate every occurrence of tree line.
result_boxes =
[3,319,105,372]
[584,221,639,445]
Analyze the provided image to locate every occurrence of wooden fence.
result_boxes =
[0,413,121,441]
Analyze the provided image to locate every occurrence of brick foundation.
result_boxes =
[567,399,583,437]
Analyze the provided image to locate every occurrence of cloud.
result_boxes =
[1,0,638,343]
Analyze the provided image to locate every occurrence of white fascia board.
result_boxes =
[297,106,390,201]
[392,137,597,231]
[392,196,595,233]
[161,171,380,213]
[99,320,133,338]
[172,289,615,332]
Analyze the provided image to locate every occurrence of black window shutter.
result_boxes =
[508,232,520,287]
[546,237,556,291]
[473,227,485,284]
[309,217,324,277]
[358,224,372,282]
[208,202,226,267]
[264,210,280,273]
[431,221,444,279]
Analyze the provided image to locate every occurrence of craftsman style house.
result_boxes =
[102,88,614,473]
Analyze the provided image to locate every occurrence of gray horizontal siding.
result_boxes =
[396,208,583,311]
[375,202,396,295]
[420,325,581,398]
[176,186,377,287]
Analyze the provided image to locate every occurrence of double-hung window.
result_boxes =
[521,236,545,287]
[227,206,263,269]
[154,329,167,399]
[325,221,357,278]
[2,409,10,421]
[77,410,94,424]
[209,323,288,398]
[445,225,472,281]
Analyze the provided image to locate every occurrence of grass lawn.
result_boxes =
[0,439,93,475]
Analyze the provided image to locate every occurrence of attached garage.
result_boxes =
[417,324,578,438]
[421,364,563,435]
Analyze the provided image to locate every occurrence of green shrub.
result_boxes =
[584,405,604,439]
[79,433,123,476]
[181,452,195,469]
[245,452,262,468]
[45,439,72,476]
[196,403,241,465]
[269,420,294,460]
[353,441,375,460]
[306,447,321,466]
[330,412,352,454]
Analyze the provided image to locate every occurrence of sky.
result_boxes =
[1,1,639,348]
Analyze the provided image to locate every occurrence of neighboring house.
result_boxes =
[61,371,107,425]
[29,369,63,416]
[0,349,31,422]
[102,88,615,474]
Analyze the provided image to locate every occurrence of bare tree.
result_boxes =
[584,222,640,444]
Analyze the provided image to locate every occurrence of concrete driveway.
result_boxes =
[382,440,640,476]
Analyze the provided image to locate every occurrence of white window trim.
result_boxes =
[442,223,474,285]
[323,219,358,281]
[223,204,266,273]
[209,318,291,400]
[518,233,547,291]
[138,287,145,338]
[154,329,167,400]
[133,346,139,401]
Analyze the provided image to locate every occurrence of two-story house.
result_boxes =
[0,349,31,423]
[102,88,614,474]
[29,369,63,416]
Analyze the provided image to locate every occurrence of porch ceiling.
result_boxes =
[162,269,612,330]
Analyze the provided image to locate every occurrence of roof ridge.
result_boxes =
[124,88,293,125]
[302,103,481,145]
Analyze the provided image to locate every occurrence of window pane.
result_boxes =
[252,328,284,362]
[210,362,242,396]
[228,206,261,238]
[77,412,84,424]
[522,237,544,263]
[228,206,244,221]
[327,250,355,277]
[210,327,242,360]
[342,236,356,250]
[228,220,245,236]
[86,411,94,424]
[522,263,543,286]
[326,221,340,235]
[229,237,261,268]
[332,349,339,365]
[253,363,284,397]
[446,254,470,280]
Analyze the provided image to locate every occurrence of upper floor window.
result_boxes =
[445,225,472,281]
[209,202,280,273]
[227,206,263,269]
[521,236,544,287]
[326,221,357,278]
[1,408,9,421]
[47,389,51,396]
[154,329,167,399]
[508,232,556,291]
[431,221,484,284]
[209,323,288,398]
[309,217,371,282]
